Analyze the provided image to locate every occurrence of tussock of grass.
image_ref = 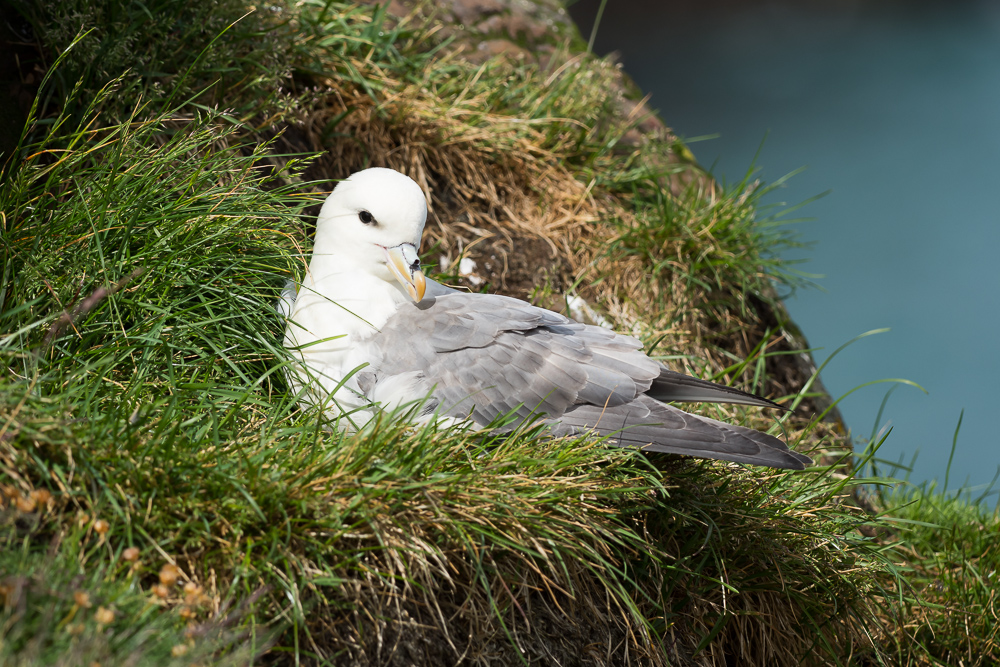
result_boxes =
[15,0,300,123]
[868,479,1000,666]
[2,1,973,665]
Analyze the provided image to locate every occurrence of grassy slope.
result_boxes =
[0,1,996,665]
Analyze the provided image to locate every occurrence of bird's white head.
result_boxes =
[313,167,428,302]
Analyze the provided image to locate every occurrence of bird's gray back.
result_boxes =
[360,292,662,424]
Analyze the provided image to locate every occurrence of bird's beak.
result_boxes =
[384,243,426,303]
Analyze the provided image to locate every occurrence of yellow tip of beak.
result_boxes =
[385,244,426,303]
[410,269,426,302]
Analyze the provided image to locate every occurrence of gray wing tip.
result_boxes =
[649,369,791,411]
[637,441,813,470]
[564,398,813,471]
[762,396,791,412]
[760,449,813,470]
[276,280,297,318]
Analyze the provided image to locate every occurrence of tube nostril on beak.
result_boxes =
[384,243,427,303]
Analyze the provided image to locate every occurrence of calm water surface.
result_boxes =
[570,1,1000,492]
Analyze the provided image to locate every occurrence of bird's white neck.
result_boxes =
[299,253,409,335]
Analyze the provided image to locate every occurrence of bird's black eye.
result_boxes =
[358,210,375,225]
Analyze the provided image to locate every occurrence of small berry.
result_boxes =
[159,563,180,587]
[94,606,114,625]
[30,489,51,507]
[15,495,36,513]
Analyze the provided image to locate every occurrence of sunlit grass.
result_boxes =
[0,98,887,662]
[884,482,1000,666]
[845,409,1000,667]
[2,1,995,665]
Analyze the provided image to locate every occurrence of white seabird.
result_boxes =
[283,167,812,470]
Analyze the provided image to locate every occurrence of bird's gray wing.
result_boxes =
[549,397,811,470]
[276,280,297,318]
[361,291,810,469]
[362,291,659,423]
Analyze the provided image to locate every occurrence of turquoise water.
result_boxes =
[570,1,1000,492]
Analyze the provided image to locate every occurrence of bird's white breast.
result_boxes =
[283,262,409,426]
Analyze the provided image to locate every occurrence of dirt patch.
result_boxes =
[432,223,565,299]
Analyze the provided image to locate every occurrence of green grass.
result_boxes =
[2,1,996,665]
[0,68,660,661]
[848,415,1000,667]
[13,0,300,123]
[882,483,1000,665]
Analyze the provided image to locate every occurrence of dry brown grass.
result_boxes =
[287,78,601,272]
[292,461,668,665]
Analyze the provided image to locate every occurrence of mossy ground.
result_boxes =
[0,1,996,665]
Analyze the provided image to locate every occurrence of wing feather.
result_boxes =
[359,288,810,469]
[551,397,809,470]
